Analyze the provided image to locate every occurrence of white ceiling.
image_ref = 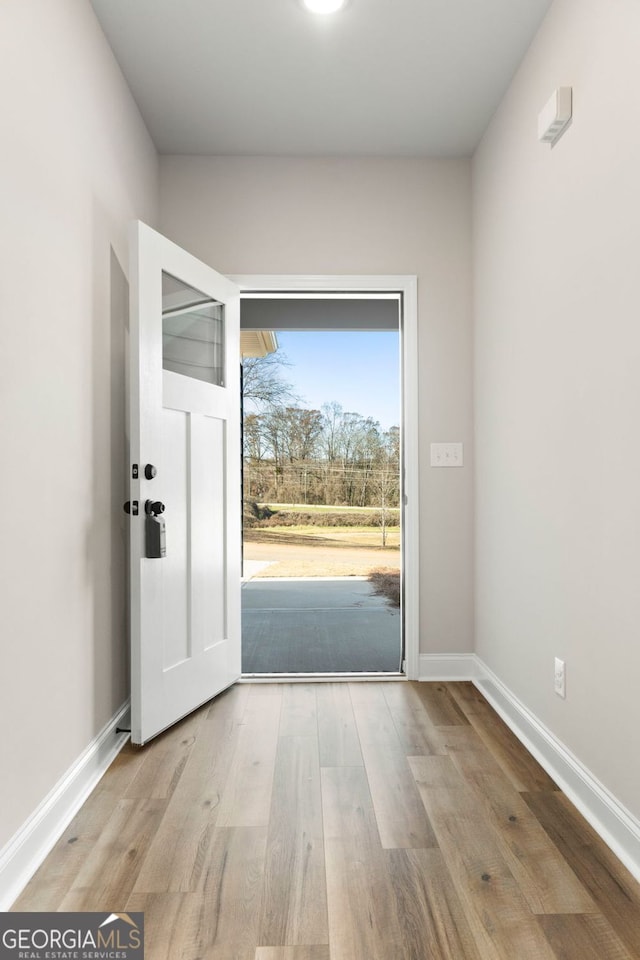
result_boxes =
[90,0,553,157]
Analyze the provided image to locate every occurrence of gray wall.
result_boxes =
[0,0,158,848]
[473,0,640,818]
[160,156,475,659]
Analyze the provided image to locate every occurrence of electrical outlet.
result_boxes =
[554,658,566,698]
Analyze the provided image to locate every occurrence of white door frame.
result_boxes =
[231,274,419,681]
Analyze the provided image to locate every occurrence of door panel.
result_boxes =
[129,222,241,744]
[191,414,226,651]
[160,407,189,669]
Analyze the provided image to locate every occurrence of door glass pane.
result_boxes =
[162,272,225,386]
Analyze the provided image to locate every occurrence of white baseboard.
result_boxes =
[416,654,640,882]
[418,653,478,681]
[0,700,131,911]
[473,658,640,885]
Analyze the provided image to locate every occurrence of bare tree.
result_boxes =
[242,352,301,506]
[242,352,300,412]
[243,378,401,509]
[370,428,401,546]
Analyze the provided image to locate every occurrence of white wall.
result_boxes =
[474,0,640,818]
[0,0,158,849]
[160,156,474,659]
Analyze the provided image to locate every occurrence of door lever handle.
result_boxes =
[145,500,165,517]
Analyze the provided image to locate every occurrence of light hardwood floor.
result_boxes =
[13,681,640,959]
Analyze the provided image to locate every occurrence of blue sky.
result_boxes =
[275,331,400,430]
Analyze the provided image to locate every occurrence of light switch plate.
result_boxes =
[430,442,463,467]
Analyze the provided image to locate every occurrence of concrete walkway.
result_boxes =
[241,578,401,673]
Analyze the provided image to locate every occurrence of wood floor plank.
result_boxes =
[58,798,167,911]
[124,706,206,800]
[279,684,318,738]
[350,683,437,849]
[186,825,267,960]
[538,914,636,960]
[386,848,484,960]
[13,744,150,910]
[446,682,559,793]
[125,892,190,960]
[322,765,405,960]
[132,683,250,893]
[523,790,640,958]
[410,681,471,727]
[409,755,558,960]
[443,725,595,913]
[316,682,363,767]
[258,735,328,946]
[215,684,283,827]
[382,682,448,756]
[255,947,330,960]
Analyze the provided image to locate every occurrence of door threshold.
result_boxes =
[239,672,406,683]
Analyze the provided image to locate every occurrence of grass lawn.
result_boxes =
[245,524,400,550]
[244,508,400,576]
[260,502,400,516]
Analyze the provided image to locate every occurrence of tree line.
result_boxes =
[242,355,400,510]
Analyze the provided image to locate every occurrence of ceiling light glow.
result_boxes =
[302,0,347,14]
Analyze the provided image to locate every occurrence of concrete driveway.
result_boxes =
[241,577,401,674]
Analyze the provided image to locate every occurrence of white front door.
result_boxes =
[128,221,241,745]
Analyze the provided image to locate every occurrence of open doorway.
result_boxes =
[239,293,407,676]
